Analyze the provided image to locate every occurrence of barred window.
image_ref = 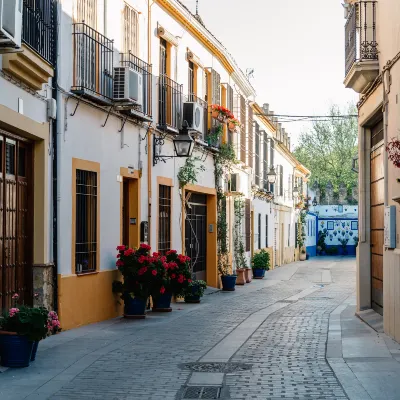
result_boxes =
[75,169,98,274]
[123,3,139,55]
[76,0,97,28]
[158,185,171,255]
[265,215,269,248]
[258,213,261,249]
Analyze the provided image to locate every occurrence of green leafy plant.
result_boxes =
[297,211,307,250]
[252,249,270,271]
[354,236,359,248]
[338,237,349,254]
[207,125,223,147]
[177,156,205,188]
[317,229,328,254]
[234,197,248,270]
[183,280,207,298]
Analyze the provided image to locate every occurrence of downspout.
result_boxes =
[382,70,389,207]
[147,1,153,245]
[52,0,59,312]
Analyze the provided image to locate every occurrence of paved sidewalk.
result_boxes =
[0,257,399,399]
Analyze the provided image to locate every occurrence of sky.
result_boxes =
[181,0,358,146]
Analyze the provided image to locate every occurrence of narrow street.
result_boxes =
[1,257,399,400]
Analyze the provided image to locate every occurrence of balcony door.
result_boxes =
[370,119,384,315]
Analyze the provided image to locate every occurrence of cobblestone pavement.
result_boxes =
[0,257,377,400]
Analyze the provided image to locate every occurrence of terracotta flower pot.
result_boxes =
[245,268,252,283]
[299,252,306,261]
[236,268,246,285]
[211,110,220,119]
[228,122,235,131]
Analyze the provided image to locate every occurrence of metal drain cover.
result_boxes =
[182,386,221,399]
[183,362,252,373]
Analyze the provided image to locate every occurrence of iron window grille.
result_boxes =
[158,185,172,255]
[345,1,378,75]
[158,74,183,131]
[76,0,97,29]
[120,52,153,118]
[265,215,269,248]
[71,23,114,101]
[22,0,56,66]
[123,2,139,55]
[75,169,98,274]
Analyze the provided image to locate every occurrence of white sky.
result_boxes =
[181,0,358,146]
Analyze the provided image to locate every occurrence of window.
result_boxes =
[123,3,139,55]
[75,169,98,274]
[265,215,269,247]
[255,122,260,186]
[275,165,283,196]
[245,198,251,252]
[258,213,261,249]
[188,61,195,100]
[76,0,97,28]
[160,38,168,76]
[158,185,172,255]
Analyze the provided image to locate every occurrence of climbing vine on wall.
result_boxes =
[297,210,307,249]
[177,156,205,188]
[233,197,248,270]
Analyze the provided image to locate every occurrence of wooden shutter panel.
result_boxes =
[263,132,268,189]
[255,122,260,186]
[245,198,251,252]
[211,69,221,105]
[248,105,254,169]
[227,84,233,112]
[280,166,284,196]
[240,95,246,163]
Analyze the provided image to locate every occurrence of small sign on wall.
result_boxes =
[384,206,396,249]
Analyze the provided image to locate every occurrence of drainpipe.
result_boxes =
[382,70,389,207]
[52,0,59,312]
[147,1,153,245]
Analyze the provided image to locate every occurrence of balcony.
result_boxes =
[158,75,183,132]
[344,1,379,93]
[71,23,114,104]
[2,0,56,90]
[120,52,153,121]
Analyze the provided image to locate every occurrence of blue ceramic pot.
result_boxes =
[306,254,310,260]
[221,275,237,291]
[0,333,33,368]
[153,293,173,311]
[185,295,201,303]
[30,341,39,361]
[124,296,147,318]
[252,269,266,279]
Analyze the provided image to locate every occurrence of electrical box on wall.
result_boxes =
[140,221,149,243]
[384,206,396,249]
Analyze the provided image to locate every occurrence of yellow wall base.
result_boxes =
[58,270,123,331]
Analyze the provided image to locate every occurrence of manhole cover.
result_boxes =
[183,362,252,373]
[182,386,221,399]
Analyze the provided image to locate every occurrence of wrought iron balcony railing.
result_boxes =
[345,1,378,75]
[22,0,56,65]
[158,74,183,132]
[71,23,114,103]
[120,52,153,118]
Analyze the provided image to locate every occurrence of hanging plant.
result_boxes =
[211,105,234,123]
[386,138,400,168]
[207,125,224,147]
[177,156,205,188]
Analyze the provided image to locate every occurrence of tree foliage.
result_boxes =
[293,104,358,196]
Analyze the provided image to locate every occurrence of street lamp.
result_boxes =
[293,185,299,197]
[267,166,277,184]
[153,121,195,165]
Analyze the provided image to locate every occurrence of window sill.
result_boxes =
[76,271,99,277]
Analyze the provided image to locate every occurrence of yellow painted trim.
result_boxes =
[156,176,174,252]
[119,168,141,248]
[71,158,101,274]
[57,270,123,330]
[182,184,218,287]
[155,0,234,74]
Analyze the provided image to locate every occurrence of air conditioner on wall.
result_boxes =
[183,102,204,136]
[113,67,143,106]
[0,0,23,49]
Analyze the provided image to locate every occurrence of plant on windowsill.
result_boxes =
[207,124,223,148]
[183,280,207,303]
[228,118,241,132]
[211,104,234,123]
[177,156,206,188]
[251,249,270,279]
[0,294,60,368]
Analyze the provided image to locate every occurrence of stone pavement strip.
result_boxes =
[1,257,400,399]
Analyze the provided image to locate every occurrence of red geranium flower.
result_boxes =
[138,255,146,264]
[160,286,166,294]
[116,245,126,251]
[140,243,151,251]
[124,248,134,256]
[188,279,192,283]
[171,274,176,279]
[116,260,124,267]
[151,270,157,276]
[138,267,148,275]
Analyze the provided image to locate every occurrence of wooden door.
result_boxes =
[0,133,33,311]
[370,119,384,315]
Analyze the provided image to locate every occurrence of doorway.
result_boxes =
[121,177,139,249]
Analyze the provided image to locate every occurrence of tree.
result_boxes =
[293,104,358,198]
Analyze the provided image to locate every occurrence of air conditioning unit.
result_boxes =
[230,173,241,193]
[0,0,23,49]
[183,102,204,135]
[113,67,143,106]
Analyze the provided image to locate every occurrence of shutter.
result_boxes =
[295,222,298,248]
[270,140,275,166]
[211,69,221,105]
[280,166,283,196]
[227,84,234,112]
[289,174,293,200]
[263,132,268,189]
[245,198,251,252]
[248,105,254,169]
[240,95,246,163]
[265,215,269,248]
[255,122,260,186]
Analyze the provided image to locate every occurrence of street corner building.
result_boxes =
[0,0,310,330]
[343,0,400,340]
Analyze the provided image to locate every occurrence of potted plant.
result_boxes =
[184,280,207,303]
[251,249,270,279]
[218,254,237,291]
[299,248,306,261]
[151,250,192,312]
[113,243,159,319]
[338,237,349,255]
[245,267,252,283]
[0,301,49,368]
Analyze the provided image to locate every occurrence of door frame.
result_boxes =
[182,184,217,287]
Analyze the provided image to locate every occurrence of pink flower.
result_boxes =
[124,248,134,257]
[138,255,146,264]
[168,262,178,269]
[116,260,124,267]
[151,270,157,276]
[140,243,151,251]
[188,279,192,283]
[116,245,126,251]
[138,267,148,276]
[177,275,184,284]
[9,308,19,317]
[12,293,19,300]
[160,286,166,294]
[48,311,59,320]
[34,293,39,299]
